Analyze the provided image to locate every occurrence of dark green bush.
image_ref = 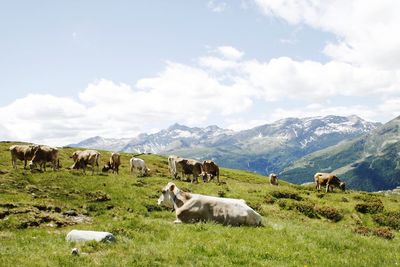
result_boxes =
[355,199,384,214]
[292,201,318,218]
[373,211,400,230]
[276,199,317,218]
[264,195,275,204]
[276,199,290,209]
[353,226,395,240]
[271,190,302,201]
[315,206,343,222]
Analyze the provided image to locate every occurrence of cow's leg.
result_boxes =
[326,184,330,193]
[23,159,27,169]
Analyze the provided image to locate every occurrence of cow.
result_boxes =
[201,160,220,183]
[29,145,59,171]
[9,144,38,169]
[70,150,101,175]
[130,157,150,176]
[102,153,121,174]
[168,155,179,179]
[269,173,279,186]
[157,182,262,226]
[314,172,346,192]
[175,158,203,183]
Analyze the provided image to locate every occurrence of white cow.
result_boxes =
[157,182,262,226]
[168,155,179,179]
[130,157,150,176]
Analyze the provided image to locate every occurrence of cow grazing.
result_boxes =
[202,160,220,183]
[314,172,346,192]
[158,182,262,226]
[168,155,179,179]
[9,144,38,169]
[175,158,203,183]
[29,145,59,171]
[102,153,121,174]
[70,150,101,175]
[269,173,279,186]
[130,157,150,176]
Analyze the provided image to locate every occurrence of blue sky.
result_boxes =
[0,1,399,145]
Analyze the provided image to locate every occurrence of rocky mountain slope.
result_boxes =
[70,115,380,176]
[280,116,400,191]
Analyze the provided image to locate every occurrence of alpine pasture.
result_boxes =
[0,142,399,266]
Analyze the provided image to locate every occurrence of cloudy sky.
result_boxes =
[1,0,399,145]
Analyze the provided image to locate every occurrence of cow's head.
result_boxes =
[157,182,177,208]
[339,182,346,191]
[201,171,209,182]
[102,162,111,172]
[144,168,150,176]
[70,151,80,161]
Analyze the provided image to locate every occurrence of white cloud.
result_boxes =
[217,46,244,60]
[1,43,399,145]
[207,0,228,12]
[198,56,238,72]
[254,0,400,69]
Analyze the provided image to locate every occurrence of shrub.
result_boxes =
[263,195,275,204]
[276,199,318,218]
[86,191,111,202]
[354,199,384,214]
[373,211,400,230]
[271,190,302,201]
[315,206,343,222]
[292,201,318,218]
[353,226,395,240]
[276,199,291,209]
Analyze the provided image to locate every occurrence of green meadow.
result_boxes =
[0,141,399,266]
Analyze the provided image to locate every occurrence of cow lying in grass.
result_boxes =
[157,182,262,226]
[314,172,346,192]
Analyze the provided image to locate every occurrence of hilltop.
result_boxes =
[0,142,399,266]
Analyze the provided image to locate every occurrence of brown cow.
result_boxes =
[102,153,121,174]
[29,145,59,171]
[314,172,345,192]
[70,150,101,175]
[202,160,220,183]
[269,173,279,186]
[9,144,38,169]
[175,158,203,183]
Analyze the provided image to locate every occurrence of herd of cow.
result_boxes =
[8,143,346,226]
[7,144,222,182]
[8,144,150,176]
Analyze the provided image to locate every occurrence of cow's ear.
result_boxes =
[169,184,175,192]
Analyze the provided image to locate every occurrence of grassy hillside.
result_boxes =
[0,141,400,266]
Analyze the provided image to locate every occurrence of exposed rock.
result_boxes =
[66,230,116,242]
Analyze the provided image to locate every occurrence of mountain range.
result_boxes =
[280,115,400,191]
[67,114,400,191]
